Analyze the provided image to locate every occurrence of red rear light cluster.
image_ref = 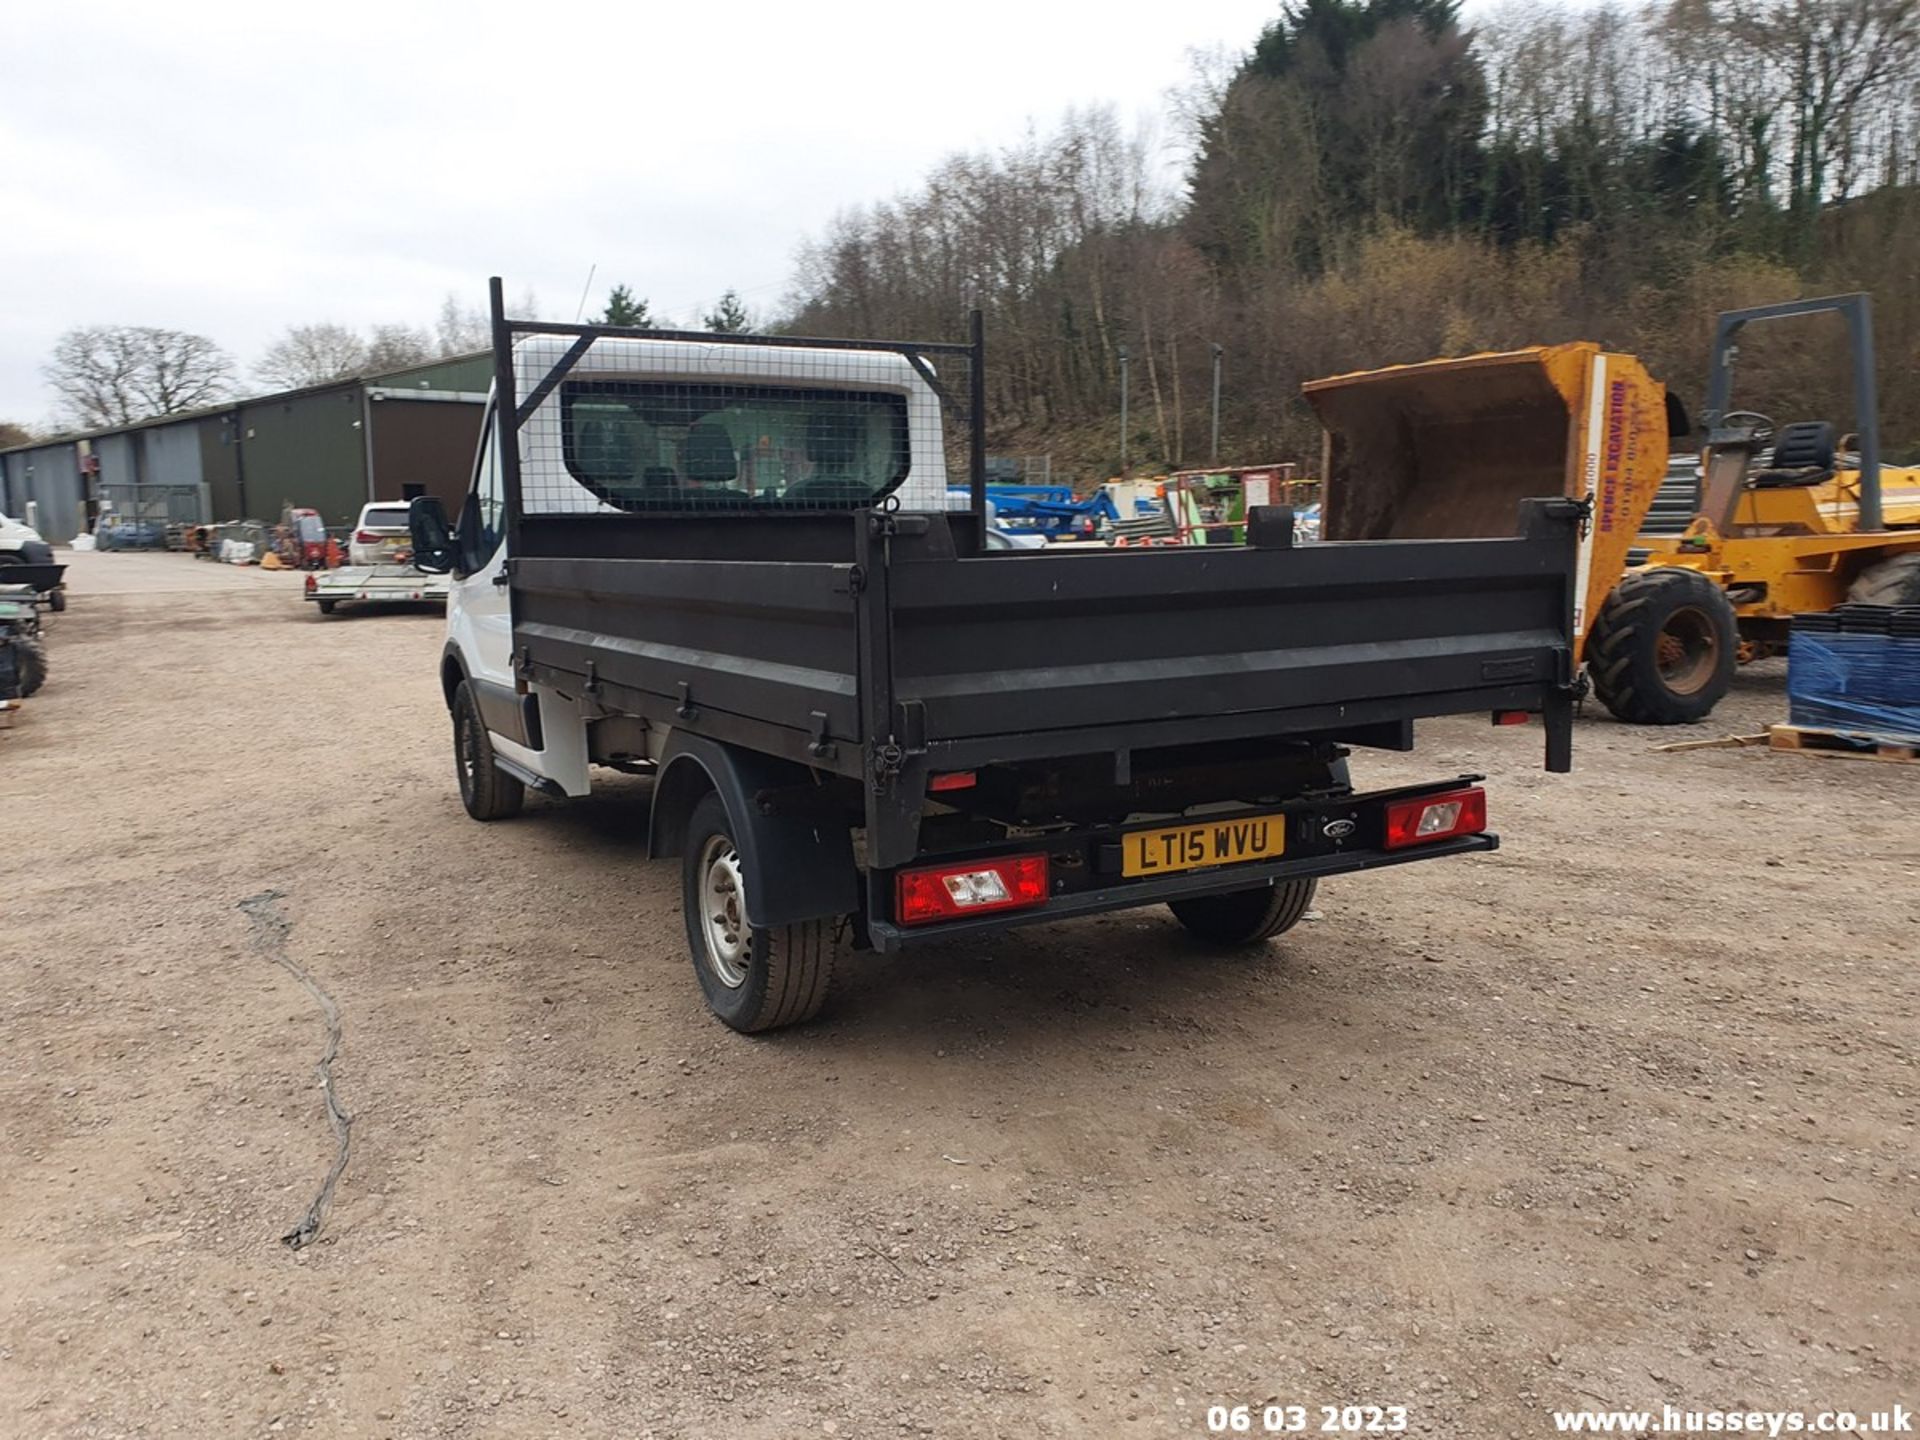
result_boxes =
[1383,788,1487,850]
[897,852,1049,926]
[354,529,379,544]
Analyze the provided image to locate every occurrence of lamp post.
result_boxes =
[1118,346,1130,475]
[1210,343,1224,467]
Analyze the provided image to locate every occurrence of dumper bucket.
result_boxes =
[1303,342,1670,644]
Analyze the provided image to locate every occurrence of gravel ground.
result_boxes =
[2,550,1915,1439]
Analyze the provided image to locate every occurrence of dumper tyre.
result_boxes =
[681,792,837,1033]
[1846,552,1920,608]
[1586,568,1737,725]
[13,634,48,698]
[452,679,524,821]
[1168,877,1317,947]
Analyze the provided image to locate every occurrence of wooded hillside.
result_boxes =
[783,0,1920,474]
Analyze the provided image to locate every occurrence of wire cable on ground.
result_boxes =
[238,889,351,1250]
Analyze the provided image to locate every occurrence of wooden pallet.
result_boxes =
[1769,723,1920,764]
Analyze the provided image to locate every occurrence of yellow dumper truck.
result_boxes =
[1303,294,1920,724]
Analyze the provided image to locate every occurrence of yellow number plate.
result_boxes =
[1121,813,1287,878]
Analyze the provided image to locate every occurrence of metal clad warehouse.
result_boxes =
[140,420,209,490]
[0,353,489,542]
[0,442,85,543]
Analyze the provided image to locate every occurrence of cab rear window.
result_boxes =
[559,380,909,511]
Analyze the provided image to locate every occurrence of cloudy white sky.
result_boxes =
[0,0,1309,425]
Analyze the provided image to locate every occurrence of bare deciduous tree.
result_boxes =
[433,288,539,356]
[786,105,1178,456]
[44,326,235,429]
[435,295,489,357]
[1667,0,1920,232]
[363,324,434,372]
[1757,0,1919,213]
[253,323,369,390]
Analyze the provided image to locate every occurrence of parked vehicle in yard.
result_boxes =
[302,500,451,614]
[304,563,449,616]
[279,508,331,569]
[348,502,416,565]
[0,510,67,611]
[0,584,49,699]
[981,498,1046,551]
[1306,293,1920,726]
[411,280,1584,1033]
[948,484,1119,540]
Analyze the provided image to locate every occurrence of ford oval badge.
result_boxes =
[1322,818,1357,840]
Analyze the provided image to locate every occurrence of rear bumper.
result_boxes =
[864,830,1496,952]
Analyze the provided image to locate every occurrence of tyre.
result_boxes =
[681,791,838,1033]
[11,635,48,698]
[316,599,338,615]
[47,588,66,613]
[1168,877,1317,947]
[1586,568,1737,725]
[451,679,524,821]
[1847,552,1920,607]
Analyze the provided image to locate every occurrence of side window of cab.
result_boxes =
[474,408,504,556]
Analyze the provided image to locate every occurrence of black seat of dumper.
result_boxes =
[1750,421,1836,486]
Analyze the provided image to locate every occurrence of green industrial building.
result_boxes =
[0,353,490,542]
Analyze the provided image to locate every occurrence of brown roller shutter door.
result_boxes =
[368,399,484,510]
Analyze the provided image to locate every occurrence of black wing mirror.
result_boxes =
[409,496,456,574]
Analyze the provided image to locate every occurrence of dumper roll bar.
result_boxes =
[484,275,989,552]
[1701,293,1882,532]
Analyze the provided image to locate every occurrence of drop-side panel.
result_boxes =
[508,525,1577,782]
[885,537,1575,742]
[511,554,863,762]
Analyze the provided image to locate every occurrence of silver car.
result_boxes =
[348,502,414,566]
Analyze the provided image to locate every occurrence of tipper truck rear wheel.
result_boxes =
[1586,568,1737,725]
[681,792,837,1033]
[1169,877,1317,946]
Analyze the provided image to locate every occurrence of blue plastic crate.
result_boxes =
[1787,608,1920,742]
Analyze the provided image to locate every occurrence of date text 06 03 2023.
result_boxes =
[1207,1403,1410,1434]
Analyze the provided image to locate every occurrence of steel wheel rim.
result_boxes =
[1656,606,1719,695]
[698,835,750,990]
